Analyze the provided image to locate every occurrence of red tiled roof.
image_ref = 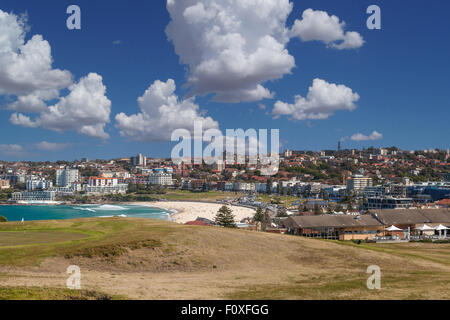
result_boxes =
[436,199,450,206]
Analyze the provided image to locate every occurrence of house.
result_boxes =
[436,199,450,208]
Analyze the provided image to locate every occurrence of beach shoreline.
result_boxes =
[131,201,256,224]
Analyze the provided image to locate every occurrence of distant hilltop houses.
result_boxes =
[0,148,448,211]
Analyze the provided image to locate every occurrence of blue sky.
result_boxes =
[0,0,449,161]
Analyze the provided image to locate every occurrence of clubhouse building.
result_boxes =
[283,209,450,241]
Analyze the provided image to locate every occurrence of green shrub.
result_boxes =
[0,215,7,222]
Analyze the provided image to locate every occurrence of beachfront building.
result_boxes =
[10,191,56,203]
[88,177,118,187]
[84,184,128,195]
[84,177,127,194]
[56,168,79,187]
[149,172,173,186]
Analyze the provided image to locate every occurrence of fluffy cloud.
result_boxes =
[115,79,218,141]
[290,9,364,50]
[350,131,383,141]
[0,144,25,156]
[10,73,112,139]
[6,89,59,113]
[1,10,112,139]
[165,0,295,103]
[0,10,72,97]
[34,141,71,151]
[272,78,359,121]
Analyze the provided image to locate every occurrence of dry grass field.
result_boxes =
[0,218,449,300]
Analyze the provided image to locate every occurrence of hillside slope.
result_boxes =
[0,218,449,299]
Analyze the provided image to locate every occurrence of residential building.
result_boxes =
[233,182,256,192]
[389,184,407,198]
[130,153,147,167]
[347,174,373,191]
[0,179,10,190]
[56,168,79,187]
[84,184,128,195]
[284,149,293,158]
[361,186,386,198]
[88,177,118,187]
[363,196,413,210]
[26,179,53,191]
[149,172,173,186]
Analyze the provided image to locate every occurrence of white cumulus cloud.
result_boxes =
[165,0,295,103]
[290,9,364,50]
[10,73,112,139]
[0,10,72,97]
[115,79,219,141]
[1,10,112,139]
[350,131,383,141]
[272,78,359,121]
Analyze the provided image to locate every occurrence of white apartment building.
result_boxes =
[347,174,373,191]
[233,182,256,192]
[149,173,173,186]
[11,191,56,202]
[88,177,118,187]
[56,168,79,187]
[26,179,53,191]
[84,184,128,195]
[130,153,147,167]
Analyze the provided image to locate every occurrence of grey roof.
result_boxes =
[370,209,450,225]
[285,215,382,229]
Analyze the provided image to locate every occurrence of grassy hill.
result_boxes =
[0,218,449,300]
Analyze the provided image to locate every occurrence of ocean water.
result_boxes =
[0,204,173,222]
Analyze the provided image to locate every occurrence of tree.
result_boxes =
[266,179,272,195]
[313,204,322,215]
[261,208,272,231]
[276,207,288,217]
[347,202,354,211]
[253,207,264,223]
[0,215,7,222]
[215,206,237,228]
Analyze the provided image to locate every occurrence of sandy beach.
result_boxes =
[134,201,255,224]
